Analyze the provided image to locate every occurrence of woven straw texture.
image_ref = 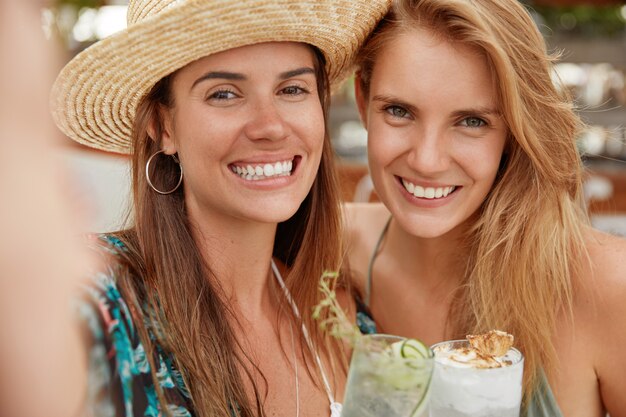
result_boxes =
[51,0,390,154]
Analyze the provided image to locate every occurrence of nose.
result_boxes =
[243,99,290,142]
[406,126,450,176]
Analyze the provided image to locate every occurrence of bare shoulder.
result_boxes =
[343,202,390,240]
[585,228,626,284]
[343,202,391,254]
[342,203,390,295]
[580,229,626,416]
[581,229,626,317]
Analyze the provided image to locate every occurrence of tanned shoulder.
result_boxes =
[583,229,626,417]
[342,202,390,297]
[343,202,390,240]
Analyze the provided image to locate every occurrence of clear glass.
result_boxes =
[342,334,435,417]
[429,340,524,417]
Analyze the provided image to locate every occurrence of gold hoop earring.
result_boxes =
[145,150,183,195]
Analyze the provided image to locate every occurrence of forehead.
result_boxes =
[174,41,316,81]
[371,28,497,105]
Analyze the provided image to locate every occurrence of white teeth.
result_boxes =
[232,159,294,181]
[402,179,456,200]
[402,179,415,194]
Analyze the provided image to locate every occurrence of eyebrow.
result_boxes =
[191,72,246,89]
[279,67,315,79]
[373,95,500,117]
[191,67,316,90]
[372,94,418,115]
[451,107,501,118]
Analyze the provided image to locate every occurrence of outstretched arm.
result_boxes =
[0,1,92,416]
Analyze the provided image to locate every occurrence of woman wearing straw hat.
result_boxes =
[51,0,389,416]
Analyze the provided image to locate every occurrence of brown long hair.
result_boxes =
[107,46,344,417]
[356,0,588,402]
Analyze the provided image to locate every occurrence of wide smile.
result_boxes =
[399,177,459,200]
[229,156,300,181]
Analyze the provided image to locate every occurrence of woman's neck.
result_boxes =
[385,218,469,290]
[188,209,279,315]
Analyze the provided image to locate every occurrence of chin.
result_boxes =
[396,214,462,240]
[253,203,304,224]
[414,228,456,239]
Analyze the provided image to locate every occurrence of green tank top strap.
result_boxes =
[365,216,392,307]
[524,370,563,417]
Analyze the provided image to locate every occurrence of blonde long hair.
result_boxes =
[357,0,588,401]
[108,46,344,417]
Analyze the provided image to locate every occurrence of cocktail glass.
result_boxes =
[429,340,524,417]
[341,334,434,417]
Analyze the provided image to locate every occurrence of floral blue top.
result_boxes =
[355,296,377,335]
[76,235,193,417]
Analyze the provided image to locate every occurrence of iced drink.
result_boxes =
[429,331,524,417]
[342,334,434,417]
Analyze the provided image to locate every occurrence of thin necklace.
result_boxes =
[271,260,342,417]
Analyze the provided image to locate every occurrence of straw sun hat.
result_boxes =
[51,0,390,154]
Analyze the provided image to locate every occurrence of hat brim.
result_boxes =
[51,0,389,154]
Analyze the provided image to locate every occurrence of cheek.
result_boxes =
[305,108,325,153]
[367,137,399,197]
[463,140,505,186]
[367,140,387,173]
[367,124,405,169]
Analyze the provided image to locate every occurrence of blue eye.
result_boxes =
[385,105,409,119]
[460,117,487,128]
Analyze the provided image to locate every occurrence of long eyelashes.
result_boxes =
[207,89,238,101]
[384,105,410,119]
[379,104,491,129]
[280,85,310,96]
[206,85,311,102]
[459,116,488,128]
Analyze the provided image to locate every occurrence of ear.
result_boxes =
[354,72,369,129]
[147,105,177,155]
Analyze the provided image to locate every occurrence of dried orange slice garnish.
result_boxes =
[466,330,514,357]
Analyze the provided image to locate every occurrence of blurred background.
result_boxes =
[45,0,626,234]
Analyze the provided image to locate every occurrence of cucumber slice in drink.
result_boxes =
[401,340,432,417]
[400,339,430,359]
[378,338,432,390]
[385,338,429,359]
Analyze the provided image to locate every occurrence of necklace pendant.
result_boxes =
[330,402,342,417]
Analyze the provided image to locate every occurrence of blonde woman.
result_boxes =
[51,0,389,416]
[346,0,626,416]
